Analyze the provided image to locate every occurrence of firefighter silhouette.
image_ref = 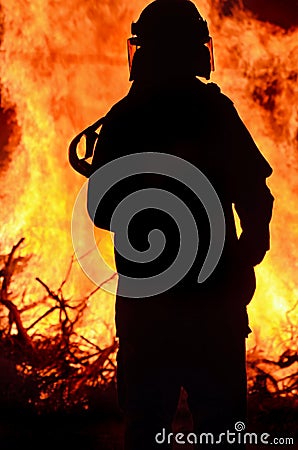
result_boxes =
[77,0,274,448]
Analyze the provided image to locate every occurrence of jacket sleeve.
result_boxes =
[87,117,116,231]
[220,96,274,266]
[234,180,274,266]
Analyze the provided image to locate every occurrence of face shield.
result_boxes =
[205,36,215,72]
[127,37,140,74]
[127,33,215,78]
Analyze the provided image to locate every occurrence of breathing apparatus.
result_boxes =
[68,0,215,177]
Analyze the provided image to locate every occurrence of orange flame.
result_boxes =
[0,1,297,376]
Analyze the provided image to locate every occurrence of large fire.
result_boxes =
[0,0,297,389]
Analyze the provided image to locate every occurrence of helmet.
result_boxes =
[127,0,214,81]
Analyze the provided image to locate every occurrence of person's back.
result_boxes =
[90,75,272,318]
[86,1,274,448]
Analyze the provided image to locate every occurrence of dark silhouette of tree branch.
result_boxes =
[0,238,33,349]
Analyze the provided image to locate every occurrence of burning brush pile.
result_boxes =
[0,238,118,415]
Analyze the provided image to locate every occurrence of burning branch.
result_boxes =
[247,346,298,397]
[36,276,76,339]
[0,238,33,349]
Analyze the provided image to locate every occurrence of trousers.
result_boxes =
[116,298,248,450]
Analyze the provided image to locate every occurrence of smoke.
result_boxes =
[217,0,298,29]
[243,0,298,30]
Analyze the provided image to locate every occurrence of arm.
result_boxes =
[234,179,274,266]
[217,94,274,266]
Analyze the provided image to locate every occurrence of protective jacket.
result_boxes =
[88,77,274,339]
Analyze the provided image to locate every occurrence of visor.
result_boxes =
[205,36,215,72]
[127,37,140,74]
